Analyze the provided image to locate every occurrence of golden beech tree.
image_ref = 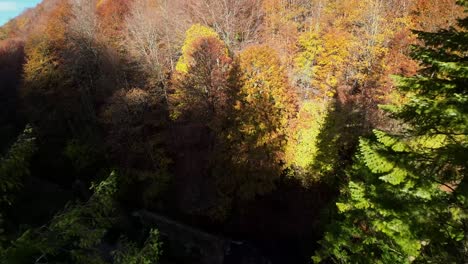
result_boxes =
[294,29,351,100]
[168,24,238,220]
[170,24,236,126]
[286,0,420,186]
[284,100,331,185]
[237,45,297,154]
[321,0,388,89]
[174,24,221,74]
[293,31,323,99]
[285,0,464,189]
[305,0,416,128]
[222,45,297,201]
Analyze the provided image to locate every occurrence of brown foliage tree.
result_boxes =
[170,36,236,126]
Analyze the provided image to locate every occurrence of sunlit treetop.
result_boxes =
[175,24,224,73]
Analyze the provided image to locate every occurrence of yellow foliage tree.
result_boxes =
[294,29,351,99]
[175,24,222,73]
[284,100,331,184]
[237,45,296,147]
[223,45,297,200]
[170,25,234,125]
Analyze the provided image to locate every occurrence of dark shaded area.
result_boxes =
[309,88,374,186]
[0,39,25,151]
[226,177,334,264]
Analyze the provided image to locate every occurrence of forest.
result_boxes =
[0,0,466,263]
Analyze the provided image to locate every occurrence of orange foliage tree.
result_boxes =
[21,2,76,135]
[22,0,104,138]
[219,45,297,201]
[170,25,237,126]
[97,0,133,47]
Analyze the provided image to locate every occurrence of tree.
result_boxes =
[100,88,170,207]
[0,172,117,263]
[174,24,221,74]
[221,45,297,200]
[284,100,333,184]
[0,127,36,245]
[112,229,162,264]
[97,0,133,46]
[0,172,162,264]
[166,25,239,219]
[184,0,263,50]
[170,24,236,125]
[314,3,468,262]
[294,29,351,100]
[67,0,103,127]
[0,126,36,207]
[124,0,178,93]
[21,1,101,138]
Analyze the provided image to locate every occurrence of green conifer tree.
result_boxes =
[314,2,468,263]
[0,172,162,264]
